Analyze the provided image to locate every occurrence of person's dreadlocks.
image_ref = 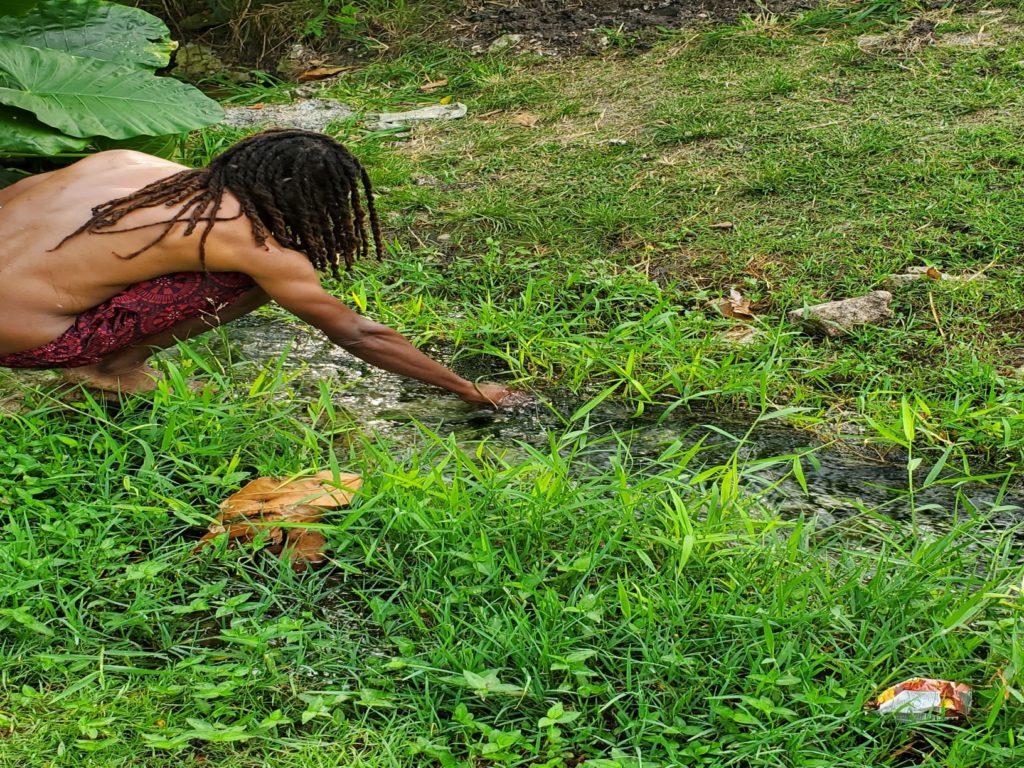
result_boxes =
[55,129,384,278]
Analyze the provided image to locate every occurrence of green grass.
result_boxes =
[1,364,1023,766]
[4,3,1024,766]
[172,2,1024,461]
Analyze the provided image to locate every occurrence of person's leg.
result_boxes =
[62,287,269,393]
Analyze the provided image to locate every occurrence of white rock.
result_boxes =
[366,103,468,132]
[488,34,524,54]
[788,291,894,337]
[222,99,354,132]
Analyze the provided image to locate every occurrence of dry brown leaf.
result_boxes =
[196,471,361,569]
[925,266,943,280]
[220,471,361,518]
[509,112,540,128]
[717,289,756,321]
[419,78,448,92]
[284,529,328,572]
[709,221,735,231]
[296,66,346,82]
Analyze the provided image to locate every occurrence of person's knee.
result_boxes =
[226,287,270,317]
[242,287,270,309]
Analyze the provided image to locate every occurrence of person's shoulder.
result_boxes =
[71,150,186,175]
[87,149,150,162]
[204,216,311,272]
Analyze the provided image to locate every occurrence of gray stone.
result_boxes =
[488,34,524,54]
[366,103,468,132]
[222,99,354,132]
[788,291,894,337]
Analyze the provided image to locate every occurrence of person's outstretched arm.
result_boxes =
[243,250,519,406]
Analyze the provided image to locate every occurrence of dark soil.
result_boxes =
[140,0,822,74]
[455,0,817,54]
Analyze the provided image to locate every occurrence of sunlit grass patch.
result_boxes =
[2,367,1022,764]
[4,4,1024,766]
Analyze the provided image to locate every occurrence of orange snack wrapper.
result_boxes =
[866,678,972,722]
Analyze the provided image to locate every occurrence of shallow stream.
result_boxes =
[226,319,1023,543]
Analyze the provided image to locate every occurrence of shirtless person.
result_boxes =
[0,129,519,406]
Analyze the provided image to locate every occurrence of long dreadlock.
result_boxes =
[54,129,384,279]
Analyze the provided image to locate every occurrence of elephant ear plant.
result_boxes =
[0,0,222,184]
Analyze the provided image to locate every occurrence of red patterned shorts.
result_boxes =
[0,272,255,369]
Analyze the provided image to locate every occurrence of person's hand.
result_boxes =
[460,382,531,408]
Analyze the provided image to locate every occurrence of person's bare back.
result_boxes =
[0,151,210,353]
[0,131,523,406]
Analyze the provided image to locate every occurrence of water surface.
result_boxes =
[225,319,1023,541]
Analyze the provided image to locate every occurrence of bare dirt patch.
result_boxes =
[454,0,816,54]
[858,10,1023,57]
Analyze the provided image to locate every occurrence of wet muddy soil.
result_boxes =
[455,0,816,54]
[223,319,1023,542]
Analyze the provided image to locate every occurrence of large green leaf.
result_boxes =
[0,40,223,139]
[0,0,175,69]
[0,1,40,16]
[0,105,88,155]
[93,133,178,159]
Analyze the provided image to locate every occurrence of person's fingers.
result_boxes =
[471,381,498,406]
